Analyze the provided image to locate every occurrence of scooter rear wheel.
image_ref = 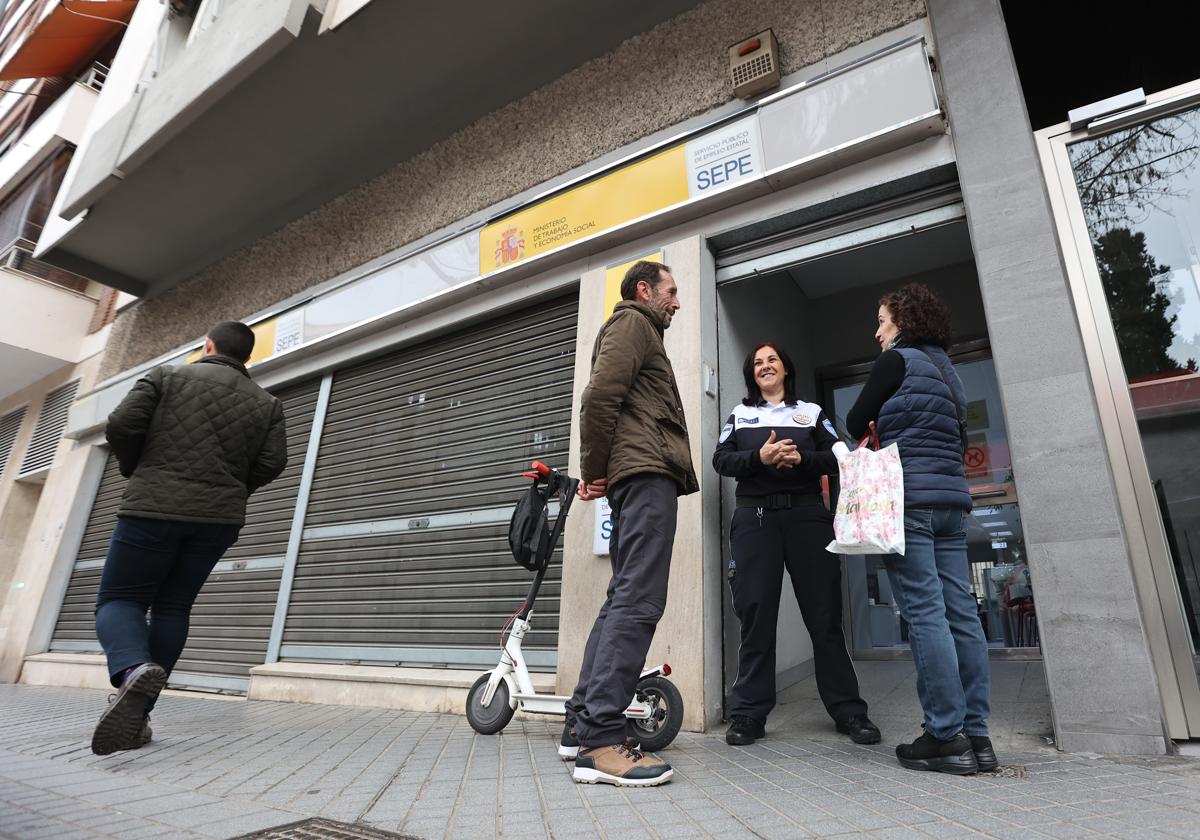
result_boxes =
[631,675,684,752]
[466,673,515,734]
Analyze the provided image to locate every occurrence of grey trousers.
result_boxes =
[565,473,678,748]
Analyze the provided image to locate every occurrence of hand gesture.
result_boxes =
[777,449,802,468]
[577,477,608,500]
[759,431,799,469]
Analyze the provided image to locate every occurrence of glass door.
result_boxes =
[1040,82,1200,738]
[825,346,1039,656]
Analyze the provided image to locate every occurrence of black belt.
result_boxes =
[736,493,821,510]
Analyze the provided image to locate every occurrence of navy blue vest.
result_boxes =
[876,346,971,510]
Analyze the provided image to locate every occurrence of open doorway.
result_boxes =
[713,200,1041,712]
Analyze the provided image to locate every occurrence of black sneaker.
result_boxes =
[725,716,765,746]
[91,663,167,756]
[559,723,579,761]
[970,735,999,772]
[835,714,881,745]
[895,731,979,775]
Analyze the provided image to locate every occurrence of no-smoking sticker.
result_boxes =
[965,447,987,469]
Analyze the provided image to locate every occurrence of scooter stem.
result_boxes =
[504,616,538,696]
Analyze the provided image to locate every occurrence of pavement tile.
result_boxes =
[3,684,1200,840]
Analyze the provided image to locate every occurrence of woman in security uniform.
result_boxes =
[713,342,880,747]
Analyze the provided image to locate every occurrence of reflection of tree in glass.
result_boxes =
[1070,111,1199,231]
[1094,227,1197,380]
[1165,278,1200,368]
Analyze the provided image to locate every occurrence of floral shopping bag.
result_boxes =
[826,432,905,556]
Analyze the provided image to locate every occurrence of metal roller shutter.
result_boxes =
[49,378,321,694]
[169,379,321,692]
[49,453,125,653]
[281,293,578,670]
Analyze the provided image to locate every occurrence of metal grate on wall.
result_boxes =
[0,405,26,480]
[50,379,322,694]
[280,294,579,670]
[17,379,79,477]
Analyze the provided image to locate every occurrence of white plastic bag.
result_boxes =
[826,441,905,556]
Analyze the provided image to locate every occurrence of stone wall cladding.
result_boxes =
[102,0,926,379]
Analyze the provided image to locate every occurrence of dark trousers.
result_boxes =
[727,504,866,724]
[565,473,678,748]
[95,516,240,705]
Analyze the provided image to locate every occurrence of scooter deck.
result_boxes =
[512,692,570,716]
[512,692,655,719]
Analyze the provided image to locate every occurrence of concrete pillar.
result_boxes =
[0,355,107,684]
[927,0,1171,753]
[556,235,723,732]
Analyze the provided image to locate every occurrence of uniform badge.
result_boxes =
[823,418,837,437]
[793,412,811,425]
[718,423,733,443]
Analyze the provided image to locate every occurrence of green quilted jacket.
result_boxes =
[105,355,288,525]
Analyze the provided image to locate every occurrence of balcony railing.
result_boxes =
[0,236,91,294]
[80,61,109,93]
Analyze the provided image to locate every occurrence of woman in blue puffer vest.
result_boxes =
[846,282,995,776]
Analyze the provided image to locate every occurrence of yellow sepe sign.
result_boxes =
[480,146,688,276]
[603,251,664,318]
[186,319,279,366]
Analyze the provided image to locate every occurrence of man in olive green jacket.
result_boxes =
[564,260,698,788]
[90,321,287,756]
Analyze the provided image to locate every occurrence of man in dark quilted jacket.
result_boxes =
[90,321,287,756]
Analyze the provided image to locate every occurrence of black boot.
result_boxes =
[836,714,881,745]
[895,731,979,775]
[725,716,765,746]
[970,735,999,772]
[91,663,167,756]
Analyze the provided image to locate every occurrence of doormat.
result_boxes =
[231,818,423,840]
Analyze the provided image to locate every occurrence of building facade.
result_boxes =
[0,0,130,674]
[2,0,1197,756]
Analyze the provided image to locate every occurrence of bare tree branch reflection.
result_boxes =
[1070,113,1200,230]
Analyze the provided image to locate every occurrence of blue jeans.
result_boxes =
[884,506,990,740]
[95,516,240,704]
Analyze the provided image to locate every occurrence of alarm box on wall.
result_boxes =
[729,30,781,99]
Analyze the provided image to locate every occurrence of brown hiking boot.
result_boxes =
[572,738,673,787]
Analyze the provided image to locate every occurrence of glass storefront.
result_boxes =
[1066,103,1200,652]
[1042,82,1200,736]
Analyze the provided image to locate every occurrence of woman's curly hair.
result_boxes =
[880,282,953,349]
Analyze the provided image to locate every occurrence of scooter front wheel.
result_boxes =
[466,673,515,734]
[631,675,683,752]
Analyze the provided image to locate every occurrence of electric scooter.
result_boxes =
[465,460,684,753]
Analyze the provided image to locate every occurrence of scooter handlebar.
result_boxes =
[530,460,551,477]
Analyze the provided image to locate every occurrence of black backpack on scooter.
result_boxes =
[509,480,552,572]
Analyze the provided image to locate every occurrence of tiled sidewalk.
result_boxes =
[1,684,1197,839]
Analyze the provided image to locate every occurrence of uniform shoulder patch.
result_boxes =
[718,423,734,443]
